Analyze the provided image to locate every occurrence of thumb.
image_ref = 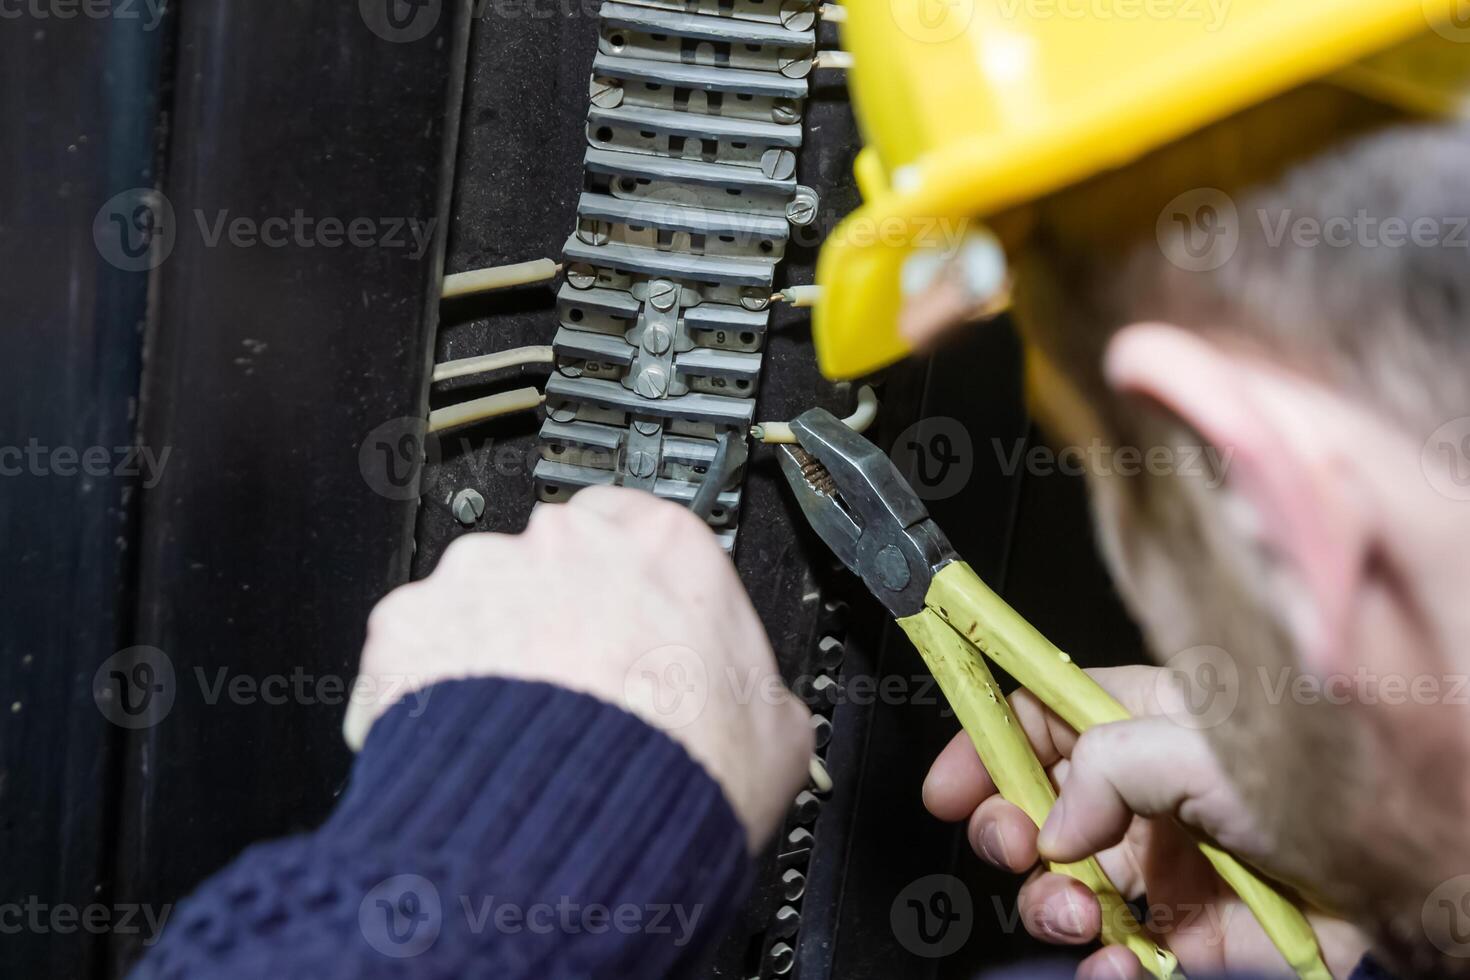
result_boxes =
[1037,716,1224,863]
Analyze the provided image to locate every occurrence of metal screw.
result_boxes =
[781,868,807,902]
[627,450,658,479]
[642,323,672,355]
[588,77,623,108]
[740,287,771,312]
[452,488,486,525]
[778,56,813,79]
[548,404,577,423]
[648,279,678,312]
[633,418,662,436]
[818,634,845,670]
[771,98,801,125]
[792,790,820,824]
[576,218,610,246]
[785,198,816,226]
[767,942,795,975]
[773,904,801,938]
[634,365,669,399]
[566,263,597,289]
[778,0,816,30]
[874,543,911,591]
[761,148,797,181]
[810,714,832,749]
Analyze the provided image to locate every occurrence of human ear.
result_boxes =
[1102,322,1372,674]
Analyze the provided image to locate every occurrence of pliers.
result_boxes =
[777,408,1330,980]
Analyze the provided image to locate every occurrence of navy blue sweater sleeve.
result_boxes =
[131,677,752,980]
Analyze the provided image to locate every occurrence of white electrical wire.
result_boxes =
[753,384,879,445]
[814,50,854,70]
[442,258,560,300]
[774,284,822,308]
[432,345,555,384]
[819,3,846,22]
[428,387,545,435]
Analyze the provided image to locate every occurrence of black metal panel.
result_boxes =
[111,2,469,973]
[0,9,166,978]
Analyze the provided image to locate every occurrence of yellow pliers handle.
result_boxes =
[920,562,1331,980]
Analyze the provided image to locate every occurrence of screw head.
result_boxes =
[778,56,813,79]
[647,280,678,312]
[627,450,658,479]
[778,0,816,31]
[588,77,623,108]
[633,418,662,436]
[576,218,610,246]
[451,488,486,525]
[785,199,816,226]
[874,543,912,591]
[642,323,672,355]
[761,148,797,181]
[634,365,669,399]
[740,288,771,312]
[781,868,806,901]
[771,98,801,125]
[566,263,597,290]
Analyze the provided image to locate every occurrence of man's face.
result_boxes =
[1021,332,1466,945]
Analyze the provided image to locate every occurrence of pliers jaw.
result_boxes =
[776,408,958,618]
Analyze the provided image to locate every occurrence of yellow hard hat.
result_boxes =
[813,0,1470,379]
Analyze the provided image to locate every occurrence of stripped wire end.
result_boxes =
[789,446,838,497]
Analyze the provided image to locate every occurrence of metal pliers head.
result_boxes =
[777,408,957,618]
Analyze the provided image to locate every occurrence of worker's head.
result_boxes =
[915,88,1470,965]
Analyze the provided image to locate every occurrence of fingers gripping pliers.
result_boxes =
[777,408,1330,980]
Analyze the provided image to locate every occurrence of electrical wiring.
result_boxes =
[772,284,822,308]
[432,345,555,384]
[814,50,854,71]
[428,387,545,435]
[441,258,560,300]
[752,384,878,445]
[819,3,846,22]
